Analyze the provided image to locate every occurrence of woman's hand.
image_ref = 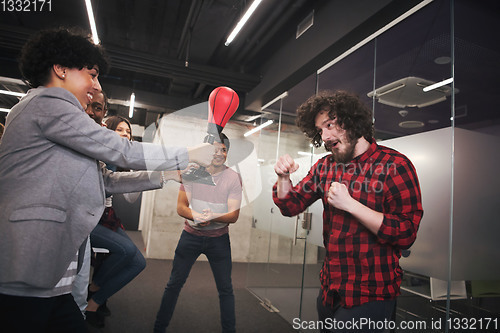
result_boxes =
[187,143,215,167]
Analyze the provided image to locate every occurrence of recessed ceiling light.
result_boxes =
[399,120,425,128]
[398,110,409,117]
[434,56,451,65]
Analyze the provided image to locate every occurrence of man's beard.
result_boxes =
[324,137,356,164]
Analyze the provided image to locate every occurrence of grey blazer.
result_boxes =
[0,87,188,295]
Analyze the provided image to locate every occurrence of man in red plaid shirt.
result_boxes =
[273,91,423,332]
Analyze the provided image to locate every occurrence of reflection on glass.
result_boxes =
[246,1,500,329]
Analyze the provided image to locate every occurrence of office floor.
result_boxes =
[86,231,500,333]
[86,231,295,333]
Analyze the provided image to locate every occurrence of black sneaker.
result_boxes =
[97,301,111,317]
[85,310,105,328]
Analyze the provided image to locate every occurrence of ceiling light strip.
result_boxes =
[85,0,100,45]
[0,108,11,113]
[261,91,288,110]
[376,83,405,97]
[0,76,26,85]
[317,0,433,74]
[225,0,263,46]
[128,93,135,118]
[244,119,273,137]
[298,151,313,156]
[422,78,453,92]
[0,89,26,97]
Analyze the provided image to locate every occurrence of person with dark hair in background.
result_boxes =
[154,133,242,333]
[0,28,213,333]
[77,93,179,328]
[86,89,108,126]
[71,90,110,320]
[273,91,423,332]
[86,115,162,328]
[104,115,132,143]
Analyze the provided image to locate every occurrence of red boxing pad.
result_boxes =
[207,86,239,135]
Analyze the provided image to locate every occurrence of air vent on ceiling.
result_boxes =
[367,76,457,108]
[296,10,314,39]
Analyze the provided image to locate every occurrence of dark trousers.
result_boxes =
[317,290,396,333]
[0,293,87,333]
[90,224,146,305]
[154,230,235,333]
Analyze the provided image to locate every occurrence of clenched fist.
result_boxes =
[327,181,353,212]
[187,143,215,167]
[274,154,299,178]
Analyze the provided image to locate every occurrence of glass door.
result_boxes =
[246,73,321,326]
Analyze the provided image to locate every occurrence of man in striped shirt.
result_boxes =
[273,91,423,332]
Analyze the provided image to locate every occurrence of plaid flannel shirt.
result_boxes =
[273,141,423,308]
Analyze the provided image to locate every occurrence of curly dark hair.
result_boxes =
[295,90,373,147]
[19,27,109,87]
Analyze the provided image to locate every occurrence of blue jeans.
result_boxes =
[154,230,235,333]
[316,290,396,333]
[89,225,146,305]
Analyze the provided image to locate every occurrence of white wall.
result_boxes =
[382,127,500,281]
[139,104,319,264]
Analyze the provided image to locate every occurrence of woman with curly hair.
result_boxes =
[0,28,213,332]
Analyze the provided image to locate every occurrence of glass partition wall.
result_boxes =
[246,0,500,331]
[448,0,500,327]
[246,74,322,323]
[368,0,456,328]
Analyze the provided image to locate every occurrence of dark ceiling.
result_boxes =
[262,0,500,139]
[0,0,316,127]
[1,0,499,139]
